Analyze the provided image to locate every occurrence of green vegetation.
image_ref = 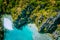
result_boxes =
[0,0,60,40]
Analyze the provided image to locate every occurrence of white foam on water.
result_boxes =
[2,14,53,40]
[28,23,39,40]
[28,23,38,33]
[28,23,52,40]
[3,15,13,30]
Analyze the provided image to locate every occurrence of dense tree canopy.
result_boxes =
[0,0,60,40]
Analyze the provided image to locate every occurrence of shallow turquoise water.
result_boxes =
[3,15,54,40]
[4,24,53,40]
[58,37,60,40]
[4,25,33,40]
